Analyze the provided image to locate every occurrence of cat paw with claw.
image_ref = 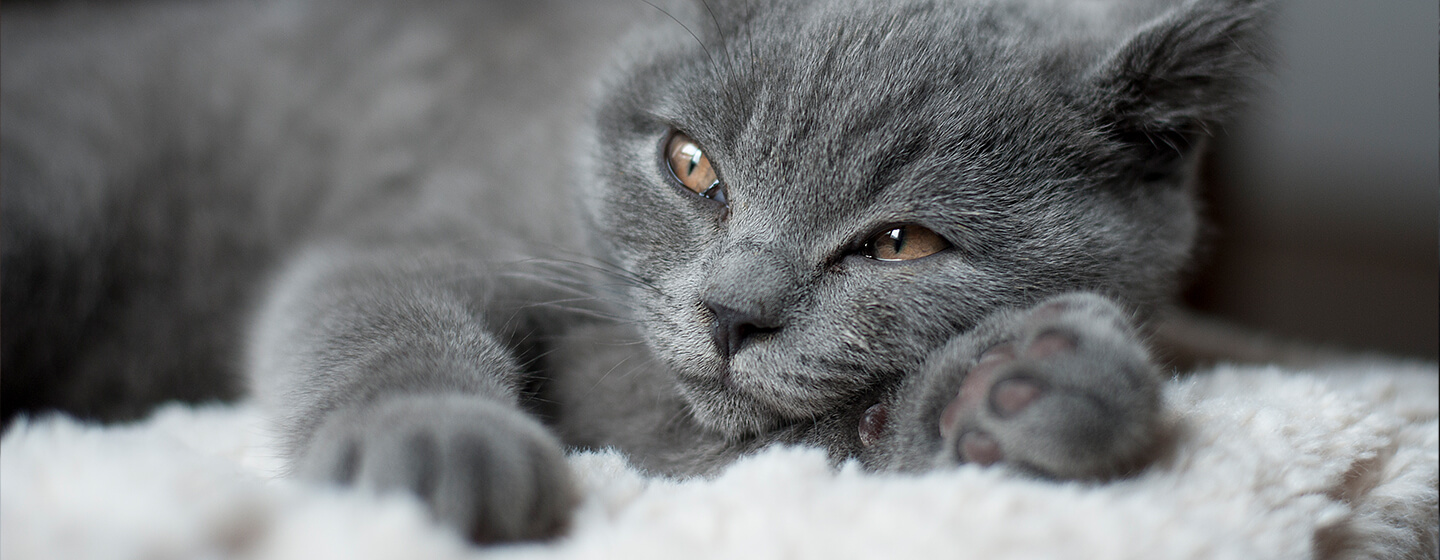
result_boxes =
[296,394,577,544]
[875,293,1164,480]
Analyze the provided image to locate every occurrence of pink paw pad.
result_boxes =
[1030,300,1077,322]
[990,377,1045,417]
[939,343,1015,440]
[960,431,1002,466]
[1024,330,1076,359]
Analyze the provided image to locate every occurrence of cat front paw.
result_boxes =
[875,293,1163,480]
[296,394,576,544]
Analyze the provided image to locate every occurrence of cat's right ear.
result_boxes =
[1084,0,1273,181]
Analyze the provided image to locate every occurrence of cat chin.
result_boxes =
[673,374,795,438]
[660,345,858,437]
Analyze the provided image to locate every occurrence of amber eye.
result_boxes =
[862,224,950,261]
[665,132,726,203]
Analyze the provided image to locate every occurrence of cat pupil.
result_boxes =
[885,228,906,253]
[682,145,703,176]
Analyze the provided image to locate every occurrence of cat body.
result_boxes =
[3,0,631,422]
[2,0,1268,544]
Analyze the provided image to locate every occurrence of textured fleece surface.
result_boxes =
[3,364,1436,560]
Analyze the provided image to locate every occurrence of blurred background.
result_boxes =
[1187,0,1438,360]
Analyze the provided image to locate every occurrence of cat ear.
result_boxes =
[1086,0,1273,180]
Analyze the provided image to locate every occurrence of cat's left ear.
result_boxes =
[1085,0,1273,181]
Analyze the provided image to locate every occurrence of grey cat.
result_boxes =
[2,0,1269,545]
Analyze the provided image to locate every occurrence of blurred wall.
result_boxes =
[1188,0,1439,359]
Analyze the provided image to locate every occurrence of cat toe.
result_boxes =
[938,342,1015,440]
[1023,329,1077,359]
[958,430,1003,466]
[989,376,1046,418]
[298,394,577,544]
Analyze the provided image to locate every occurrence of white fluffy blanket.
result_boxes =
[4,364,1437,560]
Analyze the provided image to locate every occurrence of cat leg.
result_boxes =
[248,243,576,543]
[872,293,1164,480]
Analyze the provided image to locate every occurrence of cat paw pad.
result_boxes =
[928,294,1162,479]
[937,336,1064,465]
[990,376,1046,418]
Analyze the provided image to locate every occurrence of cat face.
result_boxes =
[581,0,1263,436]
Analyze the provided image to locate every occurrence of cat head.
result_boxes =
[580,0,1269,436]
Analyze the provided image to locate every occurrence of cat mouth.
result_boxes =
[674,373,789,436]
[675,361,750,399]
[668,360,790,429]
[717,363,742,392]
[711,355,783,398]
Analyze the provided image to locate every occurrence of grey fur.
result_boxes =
[1,0,1270,544]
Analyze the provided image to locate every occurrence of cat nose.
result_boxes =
[704,300,781,361]
[700,241,798,361]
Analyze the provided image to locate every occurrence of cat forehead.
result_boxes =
[657,2,1107,208]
